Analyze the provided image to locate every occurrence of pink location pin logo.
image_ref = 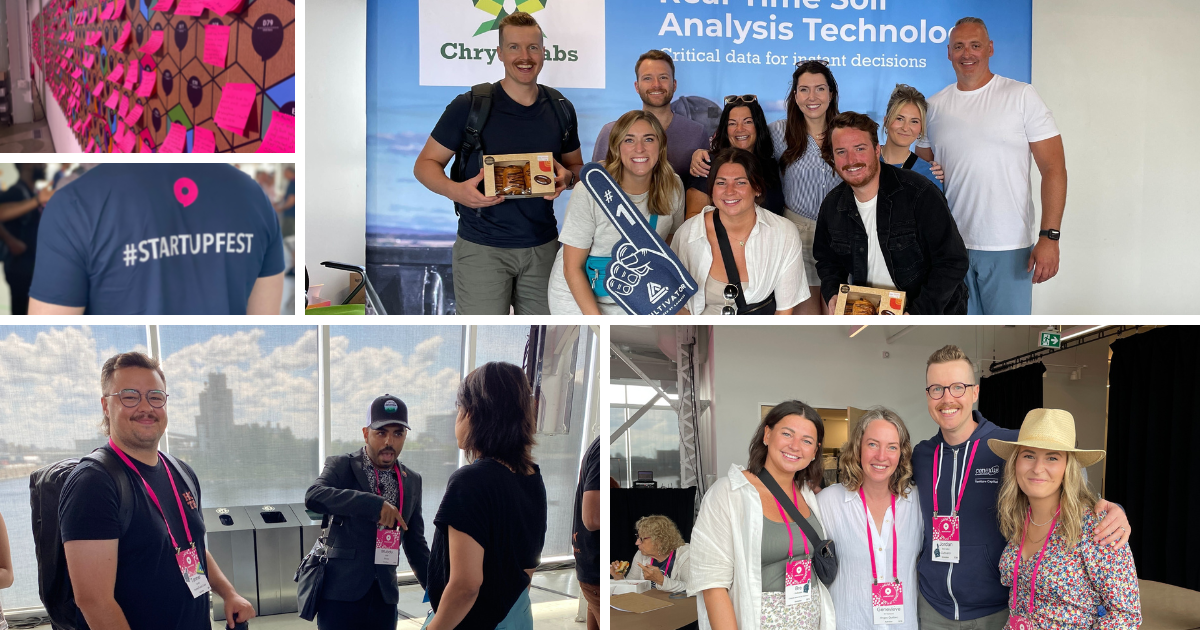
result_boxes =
[174,177,199,207]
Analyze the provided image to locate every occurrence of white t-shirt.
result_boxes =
[917,74,1060,251]
[854,194,896,290]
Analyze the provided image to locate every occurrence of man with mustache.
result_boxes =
[812,112,970,314]
[305,394,430,630]
[591,49,708,179]
[59,352,256,630]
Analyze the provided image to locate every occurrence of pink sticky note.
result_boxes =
[113,22,131,52]
[136,68,156,98]
[139,30,164,55]
[91,81,104,97]
[111,0,124,20]
[203,24,229,67]
[106,63,123,83]
[85,31,101,46]
[152,0,174,10]
[256,111,294,153]
[70,67,81,79]
[100,1,113,19]
[160,121,187,152]
[65,48,75,58]
[118,128,136,152]
[214,82,255,135]
[86,137,96,152]
[118,94,130,118]
[104,89,120,109]
[123,60,138,90]
[175,0,205,16]
[205,0,244,14]
[83,52,95,68]
[90,7,98,23]
[124,103,144,126]
[192,125,216,152]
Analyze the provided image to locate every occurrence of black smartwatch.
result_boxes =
[1039,229,1060,241]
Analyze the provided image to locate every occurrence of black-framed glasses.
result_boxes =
[724,94,758,105]
[105,389,169,408]
[925,383,976,400]
[721,284,739,315]
[795,58,830,68]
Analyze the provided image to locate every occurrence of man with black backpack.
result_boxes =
[55,352,256,630]
[414,11,583,315]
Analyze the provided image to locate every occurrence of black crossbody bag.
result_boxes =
[756,469,839,586]
[294,514,330,621]
[711,211,775,314]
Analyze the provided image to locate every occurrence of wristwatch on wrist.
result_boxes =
[1039,229,1060,241]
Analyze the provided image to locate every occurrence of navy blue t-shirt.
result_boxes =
[431,83,580,249]
[573,437,601,584]
[60,447,209,630]
[29,164,285,314]
[1,181,38,280]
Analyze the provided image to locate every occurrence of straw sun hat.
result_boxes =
[987,408,1106,468]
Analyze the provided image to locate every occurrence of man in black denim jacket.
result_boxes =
[813,112,969,314]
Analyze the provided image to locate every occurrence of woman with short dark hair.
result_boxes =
[423,362,547,630]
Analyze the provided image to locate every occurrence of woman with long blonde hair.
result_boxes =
[989,409,1141,629]
[548,109,685,314]
[815,408,922,629]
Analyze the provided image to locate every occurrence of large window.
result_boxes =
[610,383,681,488]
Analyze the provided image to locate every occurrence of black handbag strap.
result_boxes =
[902,152,919,170]
[710,211,749,313]
[756,468,828,554]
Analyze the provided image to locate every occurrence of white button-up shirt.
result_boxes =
[671,206,810,314]
[627,544,692,594]
[814,483,924,630]
[689,463,836,630]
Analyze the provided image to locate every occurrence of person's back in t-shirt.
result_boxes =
[29,164,285,314]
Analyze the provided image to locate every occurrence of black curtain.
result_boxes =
[978,362,1046,430]
[1106,326,1200,591]
[610,487,697,564]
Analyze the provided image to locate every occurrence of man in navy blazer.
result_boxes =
[305,394,430,630]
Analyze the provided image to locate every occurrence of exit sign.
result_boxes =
[1039,331,1062,349]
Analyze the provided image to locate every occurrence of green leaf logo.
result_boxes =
[472,0,548,36]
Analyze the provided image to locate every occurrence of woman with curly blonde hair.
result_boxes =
[815,407,923,629]
[610,515,692,593]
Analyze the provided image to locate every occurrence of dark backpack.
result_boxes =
[29,447,198,630]
[449,81,576,216]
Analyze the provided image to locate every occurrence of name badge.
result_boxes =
[784,558,812,606]
[931,515,960,563]
[871,581,904,625]
[375,528,401,565]
[176,546,211,598]
[1007,615,1034,630]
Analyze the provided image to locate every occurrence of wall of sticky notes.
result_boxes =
[31,0,295,153]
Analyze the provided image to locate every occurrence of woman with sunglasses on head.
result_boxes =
[880,84,944,191]
[672,148,808,315]
[548,110,685,315]
[685,95,785,220]
[688,400,835,630]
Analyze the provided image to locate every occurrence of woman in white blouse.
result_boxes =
[815,407,922,630]
[671,148,809,315]
[610,515,692,593]
[688,400,835,630]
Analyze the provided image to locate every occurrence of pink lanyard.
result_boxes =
[1010,506,1060,616]
[772,484,810,558]
[373,463,404,514]
[656,550,675,577]
[858,487,898,584]
[108,438,193,551]
[932,440,979,516]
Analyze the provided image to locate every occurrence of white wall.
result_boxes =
[305,0,366,303]
[705,325,1112,492]
[42,87,81,152]
[1029,0,1200,313]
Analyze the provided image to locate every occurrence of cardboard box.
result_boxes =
[610,579,653,595]
[834,284,906,315]
[482,153,556,198]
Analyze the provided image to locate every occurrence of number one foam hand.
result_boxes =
[580,162,697,315]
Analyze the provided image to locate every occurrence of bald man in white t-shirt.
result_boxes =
[915,17,1067,315]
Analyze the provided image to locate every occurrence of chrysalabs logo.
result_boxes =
[384,400,399,413]
[471,0,547,36]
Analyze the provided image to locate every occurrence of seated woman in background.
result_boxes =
[989,409,1141,630]
[548,109,685,315]
[672,148,808,315]
[879,84,943,191]
[685,96,785,220]
[610,515,692,593]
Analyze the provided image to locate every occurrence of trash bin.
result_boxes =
[247,504,301,616]
[202,506,257,622]
[289,502,326,559]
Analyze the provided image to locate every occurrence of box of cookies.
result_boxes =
[833,284,906,315]
[482,153,557,198]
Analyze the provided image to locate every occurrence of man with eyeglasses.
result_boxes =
[911,345,1130,630]
[591,49,707,178]
[59,351,256,630]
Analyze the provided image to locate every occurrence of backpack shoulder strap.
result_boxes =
[540,85,575,146]
[160,452,200,509]
[83,448,135,536]
[451,82,495,183]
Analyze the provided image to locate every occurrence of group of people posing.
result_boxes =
[610,345,1141,629]
[45,352,599,630]
[415,12,1067,315]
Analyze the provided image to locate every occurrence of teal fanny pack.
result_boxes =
[586,214,658,297]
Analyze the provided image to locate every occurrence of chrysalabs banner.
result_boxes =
[368,0,1030,238]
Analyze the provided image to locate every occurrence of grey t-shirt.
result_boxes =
[548,175,685,315]
[762,512,825,592]
[592,114,709,179]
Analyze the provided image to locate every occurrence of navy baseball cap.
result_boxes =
[368,394,410,430]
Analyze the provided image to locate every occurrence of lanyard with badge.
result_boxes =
[1006,506,1059,630]
[931,440,979,563]
[859,488,903,625]
[650,550,675,588]
[373,463,404,565]
[772,485,812,606]
[109,439,211,598]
